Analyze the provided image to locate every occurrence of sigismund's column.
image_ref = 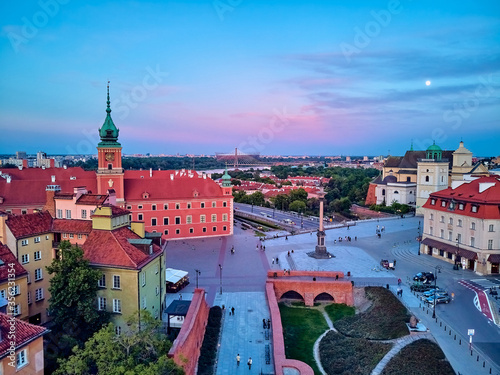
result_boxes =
[314,189,329,257]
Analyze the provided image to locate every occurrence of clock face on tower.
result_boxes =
[105,152,115,162]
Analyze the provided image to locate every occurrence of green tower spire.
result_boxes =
[98,81,121,147]
[222,164,232,188]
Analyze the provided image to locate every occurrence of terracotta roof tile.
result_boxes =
[5,211,53,239]
[0,242,27,282]
[82,226,162,269]
[76,194,108,205]
[0,313,48,358]
[52,219,93,234]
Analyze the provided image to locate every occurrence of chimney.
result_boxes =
[50,159,55,168]
[107,189,117,205]
[63,165,67,169]
[74,186,87,201]
[150,168,152,178]
[22,159,28,168]
[51,175,56,183]
[43,185,61,217]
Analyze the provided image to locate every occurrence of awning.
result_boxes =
[165,268,189,284]
[421,238,477,260]
[488,254,500,263]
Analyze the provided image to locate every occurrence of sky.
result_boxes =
[0,0,499,157]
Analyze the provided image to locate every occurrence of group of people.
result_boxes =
[236,354,252,369]
[262,318,271,329]
[334,236,356,244]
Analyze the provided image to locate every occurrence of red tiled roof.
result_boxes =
[82,226,162,269]
[124,170,224,201]
[5,211,53,239]
[423,176,500,219]
[0,242,27,282]
[91,204,130,217]
[76,194,108,205]
[52,219,93,234]
[0,313,47,358]
[0,167,97,207]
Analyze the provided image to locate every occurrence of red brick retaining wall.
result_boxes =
[168,289,209,375]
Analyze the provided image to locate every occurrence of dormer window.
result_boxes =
[471,205,478,213]
[430,199,436,205]
[458,203,464,210]
[142,192,149,199]
[441,201,446,207]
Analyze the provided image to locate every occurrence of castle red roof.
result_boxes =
[0,167,96,207]
[5,211,53,239]
[423,176,500,219]
[0,242,27,282]
[123,169,224,201]
[82,226,162,269]
[91,204,130,217]
[0,313,47,358]
[52,219,93,234]
[76,194,108,205]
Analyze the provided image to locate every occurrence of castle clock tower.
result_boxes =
[97,82,124,204]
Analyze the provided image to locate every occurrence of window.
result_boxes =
[200,202,205,208]
[187,203,191,209]
[164,204,168,210]
[65,209,71,219]
[127,205,132,210]
[151,218,157,226]
[213,226,217,232]
[176,229,180,235]
[35,268,43,281]
[175,217,181,225]
[488,239,493,250]
[16,348,27,369]
[63,233,68,238]
[115,326,121,335]
[27,272,31,284]
[138,213,143,221]
[489,224,494,232]
[34,236,40,243]
[457,219,462,227]
[448,232,452,241]
[21,209,27,215]
[34,251,41,261]
[470,237,475,247]
[113,275,121,289]
[471,222,476,230]
[449,218,453,225]
[21,239,28,247]
[152,204,156,211]
[27,291,32,304]
[141,273,146,287]
[429,213,433,221]
[440,216,444,223]
[81,209,87,219]
[163,217,169,225]
[441,201,446,207]
[211,214,217,222]
[440,229,444,239]
[21,254,29,264]
[164,229,169,235]
[189,228,194,234]
[57,209,63,218]
[186,215,192,224]
[175,203,180,209]
[223,226,227,231]
[156,286,160,295]
[458,203,464,210]
[222,214,228,221]
[155,264,159,274]
[457,234,461,243]
[98,274,106,288]
[429,227,433,236]
[138,205,143,209]
[471,205,478,213]
[200,215,206,223]
[0,289,5,299]
[212,201,216,208]
[425,176,430,182]
[142,297,147,309]
[11,304,21,316]
[9,285,20,296]
[98,297,107,311]
[78,234,83,239]
[202,227,207,233]
[35,288,44,301]
[113,299,122,313]
[69,233,74,239]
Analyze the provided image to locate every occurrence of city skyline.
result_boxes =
[1,1,499,156]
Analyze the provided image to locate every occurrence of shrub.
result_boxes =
[197,306,222,374]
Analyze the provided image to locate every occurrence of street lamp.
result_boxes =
[195,269,201,289]
[455,237,460,270]
[417,221,421,256]
[432,265,442,318]
[251,203,254,213]
[218,264,223,295]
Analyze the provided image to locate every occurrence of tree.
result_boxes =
[249,191,265,206]
[289,200,306,213]
[272,194,290,211]
[289,188,308,203]
[47,241,109,344]
[55,311,183,375]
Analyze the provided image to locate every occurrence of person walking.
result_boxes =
[248,357,252,369]
[236,353,240,366]
[231,307,235,315]
[263,318,267,328]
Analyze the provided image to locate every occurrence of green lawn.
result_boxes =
[279,303,328,374]
[324,303,355,322]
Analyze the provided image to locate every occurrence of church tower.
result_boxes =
[97,82,124,204]
[221,165,233,196]
[416,142,449,214]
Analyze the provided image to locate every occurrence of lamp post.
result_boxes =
[195,269,201,289]
[432,265,442,318]
[417,221,421,256]
[455,236,460,270]
[251,203,254,213]
[218,264,223,295]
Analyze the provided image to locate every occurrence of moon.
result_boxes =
[425,80,431,86]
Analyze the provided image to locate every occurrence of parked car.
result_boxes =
[410,283,435,292]
[426,294,451,305]
[421,290,447,300]
[422,288,446,298]
[413,272,435,284]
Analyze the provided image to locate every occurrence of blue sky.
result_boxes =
[1,0,499,156]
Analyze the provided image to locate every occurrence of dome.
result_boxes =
[426,142,442,152]
[383,175,397,183]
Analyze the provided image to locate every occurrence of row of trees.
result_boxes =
[45,241,182,374]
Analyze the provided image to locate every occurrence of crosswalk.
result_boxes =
[469,278,500,290]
